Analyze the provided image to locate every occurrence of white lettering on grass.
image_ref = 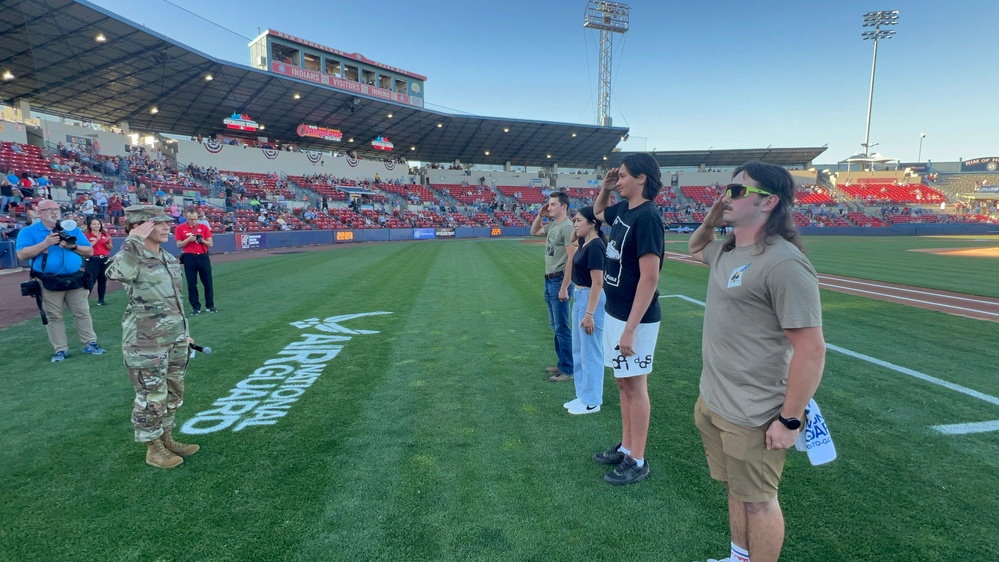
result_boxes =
[180,312,392,434]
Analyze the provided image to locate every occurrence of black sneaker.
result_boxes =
[207,307,217,313]
[97,300,106,306]
[192,309,202,315]
[604,455,649,486]
[592,442,625,465]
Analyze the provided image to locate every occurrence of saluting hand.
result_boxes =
[702,198,728,229]
[602,167,620,191]
[131,220,156,240]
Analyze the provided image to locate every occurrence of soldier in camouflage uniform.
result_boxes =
[107,205,200,469]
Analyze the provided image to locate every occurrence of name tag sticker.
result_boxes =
[727,263,751,288]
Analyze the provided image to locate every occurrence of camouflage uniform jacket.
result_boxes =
[106,236,189,347]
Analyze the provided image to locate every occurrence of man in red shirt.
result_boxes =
[175,206,215,314]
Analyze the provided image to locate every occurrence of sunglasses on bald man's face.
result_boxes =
[725,183,773,200]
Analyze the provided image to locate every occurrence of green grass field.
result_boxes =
[1,236,997,561]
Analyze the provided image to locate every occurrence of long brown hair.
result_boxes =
[721,161,803,253]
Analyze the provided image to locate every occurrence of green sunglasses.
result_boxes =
[725,183,773,199]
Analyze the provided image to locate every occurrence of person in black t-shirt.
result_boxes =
[591,153,665,486]
[564,206,607,416]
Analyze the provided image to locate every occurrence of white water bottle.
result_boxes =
[794,399,837,465]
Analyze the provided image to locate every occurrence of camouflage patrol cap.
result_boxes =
[124,204,172,223]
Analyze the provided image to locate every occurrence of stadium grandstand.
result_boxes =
[1,0,996,269]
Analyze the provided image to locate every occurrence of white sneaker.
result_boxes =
[706,558,734,562]
[563,398,581,409]
[568,402,600,415]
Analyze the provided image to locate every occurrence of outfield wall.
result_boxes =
[2,224,994,269]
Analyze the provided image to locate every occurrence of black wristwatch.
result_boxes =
[777,414,802,431]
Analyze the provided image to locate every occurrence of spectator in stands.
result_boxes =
[167,201,181,222]
[108,193,125,224]
[1,177,20,213]
[175,206,216,315]
[687,161,825,562]
[84,217,113,306]
[15,199,107,362]
[591,153,665,486]
[136,183,151,204]
[80,194,96,219]
[93,188,109,218]
[530,191,575,383]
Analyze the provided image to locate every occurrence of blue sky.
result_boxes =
[88,0,997,164]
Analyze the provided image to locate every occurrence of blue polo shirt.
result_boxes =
[15,221,91,274]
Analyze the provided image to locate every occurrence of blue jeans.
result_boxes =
[572,287,606,406]
[544,277,574,375]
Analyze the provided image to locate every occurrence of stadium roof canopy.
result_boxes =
[607,147,828,169]
[0,0,628,167]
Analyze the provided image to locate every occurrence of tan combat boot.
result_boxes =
[162,431,200,456]
[146,438,183,468]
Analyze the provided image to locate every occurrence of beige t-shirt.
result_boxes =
[699,237,822,427]
[544,218,573,275]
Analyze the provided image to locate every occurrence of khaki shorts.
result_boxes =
[694,396,786,503]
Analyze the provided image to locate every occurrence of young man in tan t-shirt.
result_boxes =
[531,192,575,382]
[688,161,826,562]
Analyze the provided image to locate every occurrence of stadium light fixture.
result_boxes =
[2,70,13,81]
[603,156,608,160]
[918,132,927,162]
[348,138,354,143]
[411,146,416,151]
[437,123,443,128]
[95,33,107,43]
[860,10,899,157]
[149,106,158,114]
[204,73,213,81]
[571,133,577,137]
[584,1,630,126]
[547,154,552,159]
[485,150,490,156]
[503,127,510,133]
[293,93,301,99]
[387,113,393,118]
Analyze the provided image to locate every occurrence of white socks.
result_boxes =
[731,542,750,562]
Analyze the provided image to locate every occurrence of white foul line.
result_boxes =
[665,251,999,314]
[817,275,997,306]
[660,295,999,434]
[931,421,999,435]
[818,283,999,317]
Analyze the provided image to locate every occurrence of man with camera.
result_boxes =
[175,205,215,314]
[15,199,107,362]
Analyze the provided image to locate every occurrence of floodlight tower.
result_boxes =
[861,10,899,156]
[583,1,630,127]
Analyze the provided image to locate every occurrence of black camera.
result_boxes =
[52,221,77,245]
[195,234,203,244]
[21,279,41,298]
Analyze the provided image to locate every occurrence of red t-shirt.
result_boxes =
[85,230,112,257]
[175,221,212,254]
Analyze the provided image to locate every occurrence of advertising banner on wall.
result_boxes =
[413,228,436,240]
[270,62,424,107]
[961,157,999,172]
[297,124,342,142]
[435,228,455,237]
[224,113,260,132]
[236,232,266,250]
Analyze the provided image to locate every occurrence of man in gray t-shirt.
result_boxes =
[530,192,575,381]
[688,161,825,562]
